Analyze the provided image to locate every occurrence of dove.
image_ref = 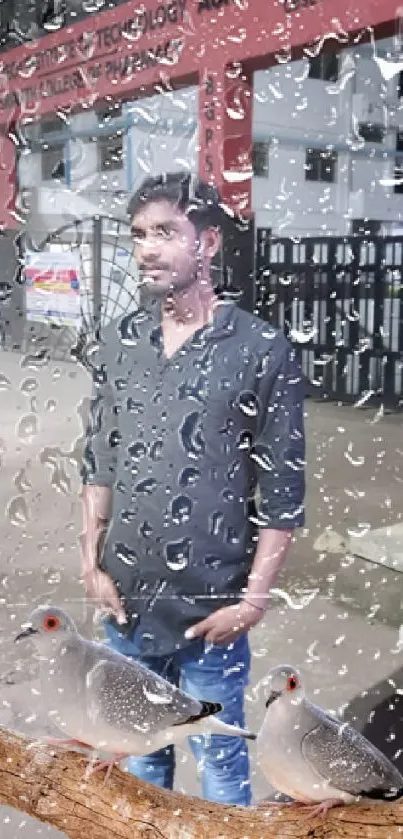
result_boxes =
[256,664,403,819]
[15,605,256,778]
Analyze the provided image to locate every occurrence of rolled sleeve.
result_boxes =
[251,337,306,529]
[81,360,119,488]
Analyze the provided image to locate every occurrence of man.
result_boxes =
[81,171,305,805]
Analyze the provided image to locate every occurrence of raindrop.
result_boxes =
[238,391,260,417]
[6,496,29,526]
[52,464,71,495]
[139,521,153,538]
[209,511,224,537]
[17,413,38,441]
[165,537,192,571]
[179,412,205,459]
[127,398,145,414]
[150,440,164,461]
[114,543,138,566]
[14,467,32,493]
[179,466,201,487]
[203,555,221,570]
[344,443,365,467]
[20,377,38,395]
[250,443,275,471]
[119,312,141,346]
[134,478,157,495]
[121,509,136,524]
[171,495,192,525]
[237,430,253,450]
[20,350,49,370]
[45,399,57,412]
[128,442,147,462]
[0,374,11,391]
[44,569,61,585]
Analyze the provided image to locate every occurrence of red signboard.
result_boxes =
[0,0,398,225]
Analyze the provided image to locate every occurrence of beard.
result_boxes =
[140,264,199,299]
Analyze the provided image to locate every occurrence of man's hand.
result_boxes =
[82,567,127,625]
[184,601,263,645]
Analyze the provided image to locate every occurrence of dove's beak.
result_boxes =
[265,690,281,709]
[14,625,38,643]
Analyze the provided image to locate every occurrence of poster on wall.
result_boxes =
[24,251,81,327]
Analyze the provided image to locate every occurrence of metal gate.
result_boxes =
[255,231,403,409]
[18,215,139,366]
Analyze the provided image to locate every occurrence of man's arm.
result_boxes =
[241,527,292,613]
[186,335,305,644]
[80,352,126,624]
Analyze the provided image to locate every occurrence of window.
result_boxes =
[308,53,339,82]
[352,219,381,236]
[98,135,124,172]
[252,141,269,177]
[97,103,124,172]
[41,117,65,181]
[305,148,337,183]
[394,131,403,194]
[358,123,385,144]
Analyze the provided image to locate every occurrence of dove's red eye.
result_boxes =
[286,675,298,691]
[43,616,61,632]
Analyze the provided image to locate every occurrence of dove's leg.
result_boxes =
[85,754,128,784]
[300,798,345,820]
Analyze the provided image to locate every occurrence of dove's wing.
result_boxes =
[83,644,204,736]
[301,700,403,799]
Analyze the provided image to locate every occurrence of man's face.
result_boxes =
[131,199,202,297]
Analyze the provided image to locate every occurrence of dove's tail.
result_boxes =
[176,700,256,740]
[206,716,257,740]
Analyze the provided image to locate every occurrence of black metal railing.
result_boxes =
[255,231,403,409]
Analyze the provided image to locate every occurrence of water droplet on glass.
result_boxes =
[178,466,201,487]
[179,412,205,459]
[128,441,147,461]
[45,399,57,412]
[135,478,157,495]
[209,511,224,537]
[17,413,38,442]
[165,538,192,571]
[0,374,11,391]
[14,467,32,493]
[6,496,29,527]
[20,350,49,370]
[43,569,61,585]
[238,391,259,417]
[52,464,71,495]
[171,495,192,525]
[114,543,138,566]
[139,521,153,538]
[203,555,221,570]
[20,377,38,395]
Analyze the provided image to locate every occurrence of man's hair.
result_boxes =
[127,171,224,233]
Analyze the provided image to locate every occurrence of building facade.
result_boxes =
[13,29,403,239]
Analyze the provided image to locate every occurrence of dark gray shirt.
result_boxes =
[82,299,306,654]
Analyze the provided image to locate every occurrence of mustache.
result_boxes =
[139,264,170,272]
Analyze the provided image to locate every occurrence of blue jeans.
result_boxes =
[104,621,251,806]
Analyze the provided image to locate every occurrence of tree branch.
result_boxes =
[0,727,402,839]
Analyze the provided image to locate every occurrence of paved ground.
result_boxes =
[0,348,403,837]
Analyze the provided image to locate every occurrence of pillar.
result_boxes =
[0,130,22,348]
[198,62,255,313]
